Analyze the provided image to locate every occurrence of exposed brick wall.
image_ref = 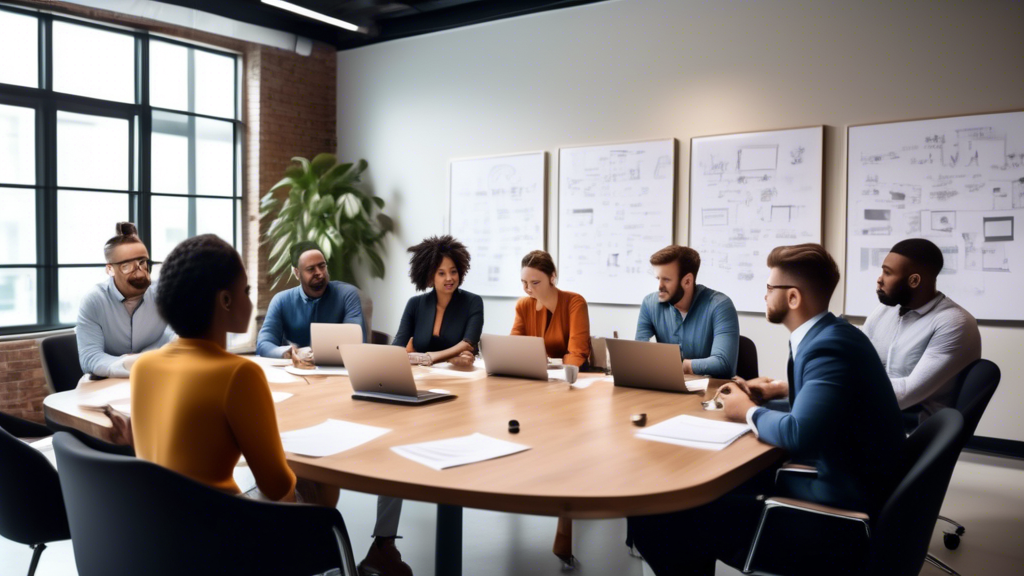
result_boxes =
[0,340,48,424]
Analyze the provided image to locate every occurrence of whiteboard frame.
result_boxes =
[446,150,548,298]
[687,125,825,313]
[556,137,678,306]
[843,108,1024,318]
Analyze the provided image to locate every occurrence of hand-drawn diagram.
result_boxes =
[558,139,675,305]
[689,127,824,313]
[449,152,545,298]
[845,111,1024,320]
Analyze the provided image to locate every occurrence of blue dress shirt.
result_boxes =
[634,284,740,378]
[76,277,174,378]
[256,281,365,358]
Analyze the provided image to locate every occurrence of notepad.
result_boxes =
[637,414,751,451]
[391,433,530,470]
[77,382,131,410]
[280,419,390,457]
[685,378,710,393]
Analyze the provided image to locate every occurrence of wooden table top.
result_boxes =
[44,356,785,519]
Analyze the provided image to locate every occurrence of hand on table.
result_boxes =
[448,351,476,368]
[718,383,757,423]
[290,346,315,369]
[104,406,134,447]
[729,376,788,405]
[408,352,433,366]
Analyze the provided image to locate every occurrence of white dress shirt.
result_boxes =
[862,292,981,416]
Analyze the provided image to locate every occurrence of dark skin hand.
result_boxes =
[105,406,134,447]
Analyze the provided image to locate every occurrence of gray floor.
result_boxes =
[3,451,1023,576]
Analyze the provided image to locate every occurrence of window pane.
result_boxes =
[0,103,36,185]
[151,111,189,194]
[151,196,188,261]
[0,268,36,327]
[0,11,38,88]
[52,21,135,104]
[58,191,129,264]
[196,197,233,245]
[196,118,233,196]
[59,267,106,324]
[235,199,242,250]
[57,111,130,190]
[0,188,36,264]
[149,40,188,111]
[194,50,235,119]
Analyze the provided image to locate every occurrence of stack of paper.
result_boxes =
[77,382,131,410]
[392,433,530,470]
[685,377,710,392]
[280,419,390,457]
[284,365,349,376]
[637,414,750,451]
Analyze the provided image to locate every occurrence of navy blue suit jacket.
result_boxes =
[752,313,906,513]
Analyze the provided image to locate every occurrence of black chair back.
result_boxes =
[371,330,391,345]
[39,333,83,393]
[52,432,357,576]
[952,359,1000,446]
[868,409,964,576]
[736,335,758,380]
[0,417,70,546]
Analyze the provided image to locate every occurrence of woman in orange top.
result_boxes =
[511,250,591,567]
[132,235,329,505]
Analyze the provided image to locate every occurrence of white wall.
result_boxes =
[337,0,1024,441]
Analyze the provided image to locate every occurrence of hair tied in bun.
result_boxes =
[117,221,138,237]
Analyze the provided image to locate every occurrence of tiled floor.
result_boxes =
[3,451,1022,576]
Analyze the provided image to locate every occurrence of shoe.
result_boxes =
[358,537,413,576]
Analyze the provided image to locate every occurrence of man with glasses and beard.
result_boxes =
[634,245,739,378]
[77,222,174,378]
[864,238,981,420]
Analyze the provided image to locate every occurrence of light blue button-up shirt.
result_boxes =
[634,284,740,378]
[76,277,174,378]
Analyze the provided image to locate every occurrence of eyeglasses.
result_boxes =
[108,257,151,274]
[766,283,799,293]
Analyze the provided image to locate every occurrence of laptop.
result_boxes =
[341,344,456,405]
[480,334,563,381]
[605,339,695,393]
[310,323,363,366]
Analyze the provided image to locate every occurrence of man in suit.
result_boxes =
[628,243,906,575]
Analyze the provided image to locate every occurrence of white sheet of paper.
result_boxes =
[391,432,530,471]
[280,419,390,457]
[284,365,349,376]
[638,414,750,445]
[569,376,603,389]
[686,378,710,392]
[419,366,482,380]
[271,391,293,403]
[636,433,742,451]
[77,382,131,409]
[547,368,568,381]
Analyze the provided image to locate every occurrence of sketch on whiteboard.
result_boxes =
[558,140,675,305]
[845,111,1024,320]
[689,127,824,313]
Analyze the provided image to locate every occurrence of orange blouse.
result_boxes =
[511,289,591,367]
[130,338,296,501]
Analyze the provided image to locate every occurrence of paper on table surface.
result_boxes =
[686,377,710,392]
[284,365,349,376]
[636,433,743,451]
[391,432,530,471]
[280,418,390,457]
[271,391,292,403]
[637,414,750,450]
[77,382,131,409]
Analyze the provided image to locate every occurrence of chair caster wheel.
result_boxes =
[943,532,960,550]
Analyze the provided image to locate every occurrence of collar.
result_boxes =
[790,310,828,358]
[900,292,945,317]
[299,282,329,303]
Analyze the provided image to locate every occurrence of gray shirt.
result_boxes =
[862,292,981,416]
[76,277,175,378]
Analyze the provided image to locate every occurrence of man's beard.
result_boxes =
[307,277,327,292]
[766,304,787,324]
[877,280,912,307]
[127,275,151,290]
[660,284,685,306]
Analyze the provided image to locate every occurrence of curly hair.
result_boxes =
[156,234,245,338]
[103,221,143,261]
[407,235,471,292]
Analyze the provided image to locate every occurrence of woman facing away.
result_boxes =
[393,235,484,367]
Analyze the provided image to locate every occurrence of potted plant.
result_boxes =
[260,153,393,290]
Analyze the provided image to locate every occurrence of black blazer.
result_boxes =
[392,288,484,353]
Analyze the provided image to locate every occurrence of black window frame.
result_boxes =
[0,5,244,336]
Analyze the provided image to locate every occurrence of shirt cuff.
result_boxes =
[108,358,130,379]
[270,344,291,359]
[746,406,761,438]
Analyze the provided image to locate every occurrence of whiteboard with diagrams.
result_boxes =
[558,139,676,305]
[845,111,1024,320]
[689,127,823,313]
[448,152,546,298]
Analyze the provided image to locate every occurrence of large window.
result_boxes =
[0,7,242,334]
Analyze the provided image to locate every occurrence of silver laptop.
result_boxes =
[606,339,692,393]
[310,323,363,366]
[341,344,455,405]
[479,334,553,380]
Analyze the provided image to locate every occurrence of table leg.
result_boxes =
[435,504,463,576]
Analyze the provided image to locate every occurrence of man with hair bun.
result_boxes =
[76,222,173,378]
[864,237,981,419]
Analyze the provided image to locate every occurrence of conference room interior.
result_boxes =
[2,0,1023,575]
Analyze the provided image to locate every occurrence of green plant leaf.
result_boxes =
[310,153,336,176]
[291,156,311,173]
[365,247,385,279]
[268,176,295,193]
[269,249,292,275]
[315,195,335,215]
[372,196,385,209]
[376,213,394,232]
[284,165,305,181]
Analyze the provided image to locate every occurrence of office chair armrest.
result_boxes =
[774,461,818,484]
[743,497,871,574]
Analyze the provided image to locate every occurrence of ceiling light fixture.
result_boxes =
[261,0,365,33]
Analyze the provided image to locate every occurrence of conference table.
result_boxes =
[44,356,786,576]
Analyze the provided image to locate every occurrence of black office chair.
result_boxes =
[0,413,71,576]
[371,330,391,345]
[52,432,358,576]
[736,335,758,380]
[39,333,83,393]
[739,408,964,576]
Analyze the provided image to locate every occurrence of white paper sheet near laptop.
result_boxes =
[391,432,530,471]
[280,419,390,457]
[77,382,131,409]
[636,415,751,451]
[284,365,349,376]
